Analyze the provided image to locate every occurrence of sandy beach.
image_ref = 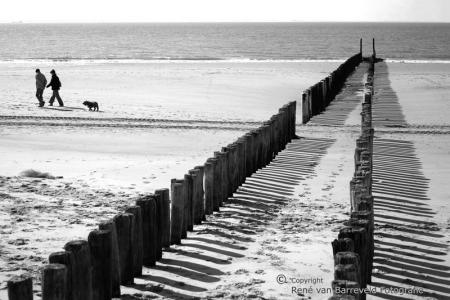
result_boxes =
[1,59,449,300]
[1,61,339,298]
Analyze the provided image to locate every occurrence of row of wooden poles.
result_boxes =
[301,52,362,124]
[7,102,297,300]
[328,62,375,300]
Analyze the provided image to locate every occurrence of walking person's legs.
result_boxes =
[55,90,64,106]
[49,90,56,106]
[36,88,44,106]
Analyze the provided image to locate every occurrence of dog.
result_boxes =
[83,100,99,111]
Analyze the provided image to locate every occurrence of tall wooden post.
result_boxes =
[64,240,93,300]
[372,38,376,60]
[155,188,171,248]
[170,182,184,245]
[125,206,144,276]
[41,264,67,300]
[98,220,121,297]
[360,38,362,55]
[113,213,134,285]
[48,251,73,300]
[87,230,112,300]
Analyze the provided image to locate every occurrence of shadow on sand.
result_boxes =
[370,138,450,300]
[123,137,335,299]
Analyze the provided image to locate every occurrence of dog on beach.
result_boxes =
[82,100,99,111]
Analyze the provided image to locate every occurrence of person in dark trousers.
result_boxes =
[35,69,47,107]
[46,69,64,107]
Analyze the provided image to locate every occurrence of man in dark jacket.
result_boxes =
[46,69,64,107]
[35,69,47,107]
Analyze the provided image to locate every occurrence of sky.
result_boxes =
[1,0,449,23]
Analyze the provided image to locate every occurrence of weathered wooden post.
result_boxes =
[209,157,221,211]
[213,152,225,207]
[237,138,247,184]
[360,38,362,55]
[260,125,270,165]
[219,151,229,201]
[332,280,361,300]
[203,161,214,215]
[64,240,93,300]
[88,230,112,300]
[113,213,133,285]
[41,264,67,300]
[171,178,187,238]
[98,220,121,297]
[243,133,253,176]
[48,251,72,300]
[256,128,265,169]
[338,227,367,290]
[125,206,143,277]
[324,77,330,105]
[302,92,308,124]
[270,115,280,155]
[152,193,164,259]
[188,169,200,223]
[334,252,362,287]
[372,38,376,61]
[155,188,170,248]
[192,166,205,224]
[249,131,259,173]
[170,182,184,244]
[332,238,354,256]
[148,197,158,264]
[136,198,151,266]
[307,89,312,120]
[221,146,233,197]
[7,274,33,300]
[184,173,194,231]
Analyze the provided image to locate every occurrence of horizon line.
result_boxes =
[2,21,450,24]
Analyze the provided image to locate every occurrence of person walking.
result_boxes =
[46,69,64,107]
[35,69,47,107]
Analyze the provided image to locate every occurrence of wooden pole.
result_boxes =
[210,157,221,211]
[148,197,158,265]
[331,238,354,256]
[203,162,214,215]
[7,274,33,300]
[170,182,184,245]
[372,38,376,60]
[113,213,133,285]
[125,206,144,276]
[193,166,205,224]
[188,169,199,222]
[88,230,112,300]
[42,264,67,300]
[332,280,361,300]
[184,174,194,231]
[155,188,171,248]
[135,198,151,266]
[98,220,121,297]
[64,240,93,300]
[360,38,362,55]
[151,194,163,259]
[48,251,72,300]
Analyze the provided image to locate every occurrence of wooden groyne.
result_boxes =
[328,62,375,300]
[301,53,362,124]
[6,43,375,299]
[7,102,296,300]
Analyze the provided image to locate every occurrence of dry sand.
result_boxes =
[0,61,449,300]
